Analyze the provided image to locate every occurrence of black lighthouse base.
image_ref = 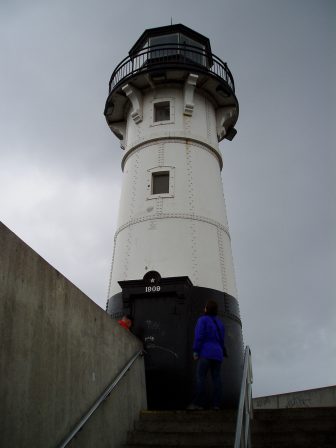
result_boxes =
[107,272,244,409]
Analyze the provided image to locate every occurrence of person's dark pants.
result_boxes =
[194,358,222,408]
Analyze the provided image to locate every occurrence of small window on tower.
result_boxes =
[154,101,170,122]
[152,171,169,194]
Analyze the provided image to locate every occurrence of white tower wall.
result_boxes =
[108,86,237,298]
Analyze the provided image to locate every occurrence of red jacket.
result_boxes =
[118,320,130,330]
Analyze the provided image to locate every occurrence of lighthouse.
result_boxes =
[105,24,244,409]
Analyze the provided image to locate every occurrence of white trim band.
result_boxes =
[114,212,230,241]
[121,136,223,171]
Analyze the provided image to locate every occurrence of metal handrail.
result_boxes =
[56,349,144,448]
[108,43,235,94]
[234,346,253,448]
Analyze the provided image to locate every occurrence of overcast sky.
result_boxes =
[1,0,335,398]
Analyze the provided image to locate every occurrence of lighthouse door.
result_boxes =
[132,294,191,409]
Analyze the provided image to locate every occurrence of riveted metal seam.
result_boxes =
[217,227,228,292]
[186,141,198,282]
[123,152,139,279]
[158,141,164,166]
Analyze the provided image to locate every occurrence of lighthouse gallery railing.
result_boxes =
[108,43,235,94]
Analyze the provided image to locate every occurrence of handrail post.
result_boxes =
[234,346,253,448]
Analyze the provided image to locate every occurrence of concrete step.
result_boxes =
[135,420,236,433]
[138,410,236,422]
[125,407,336,448]
[126,431,234,446]
[125,446,231,448]
[135,410,236,433]
[125,410,236,447]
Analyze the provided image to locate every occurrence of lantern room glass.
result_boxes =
[138,33,207,67]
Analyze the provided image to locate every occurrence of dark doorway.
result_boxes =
[132,294,191,409]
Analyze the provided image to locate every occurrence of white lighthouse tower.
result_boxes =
[105,24,243,409]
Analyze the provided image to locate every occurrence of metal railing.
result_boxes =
[56,349,144,448]
[108,43,235,94]
[234,346,253,448]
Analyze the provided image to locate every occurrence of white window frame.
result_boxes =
[151,98,174,126]
[147,166,175,199]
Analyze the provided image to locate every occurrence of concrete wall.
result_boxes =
[253,386,336,409]
[0,221,147,448]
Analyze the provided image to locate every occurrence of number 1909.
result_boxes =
[145,286,161,292]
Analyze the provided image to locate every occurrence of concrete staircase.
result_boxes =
[124,407,336,448]
[124,410,236,447]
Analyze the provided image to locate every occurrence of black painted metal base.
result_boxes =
[107,273,244,409]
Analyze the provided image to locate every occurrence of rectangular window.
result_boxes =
[152,172,169,194]
[154,101,170,122]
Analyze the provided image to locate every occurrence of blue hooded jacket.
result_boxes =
[193,315,225,361]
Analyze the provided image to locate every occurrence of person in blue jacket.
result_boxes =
[189,300,225,410]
